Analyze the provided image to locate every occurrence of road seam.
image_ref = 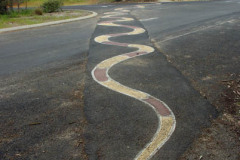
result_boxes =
[0,10,97,34]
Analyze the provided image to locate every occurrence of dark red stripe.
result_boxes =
[125,52,147,57]
[104,41,129,47]
[94,68,108,82]
[99,21,113,24]
[144,97,171,116]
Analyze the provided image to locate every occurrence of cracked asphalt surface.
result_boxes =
[1,0,239,159]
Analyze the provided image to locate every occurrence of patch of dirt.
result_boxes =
[46,10,91,17]
[180,76,240,160]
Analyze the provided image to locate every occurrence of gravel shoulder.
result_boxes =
[155,13,240,160]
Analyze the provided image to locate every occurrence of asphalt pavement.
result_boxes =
[0,16,97,76]
[0,0,239,159]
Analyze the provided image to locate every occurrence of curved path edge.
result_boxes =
[0,10,98,34]
[92,8,176,159]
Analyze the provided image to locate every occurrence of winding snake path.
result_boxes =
[91,8,176,160]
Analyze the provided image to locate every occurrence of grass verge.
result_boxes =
[0,9,91,29]
[19,0,98,7]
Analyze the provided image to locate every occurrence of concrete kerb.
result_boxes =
[0,10,98,34]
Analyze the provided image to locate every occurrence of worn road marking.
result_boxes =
[156,19,239,44]
[140,17,159,22]
[91,8,176,160]
[136,5,145,9]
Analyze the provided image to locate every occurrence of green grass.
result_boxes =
[19,0,157,7]
[236,102,240,107]
[1,9,35,18]
[0,10,35,28]
[25,0,98,7]
[0,10,90,29]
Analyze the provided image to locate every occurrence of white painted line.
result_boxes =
[159,26,213,43]
[159,19,237,43]
[140,17,159,22]
[0,10,97,34]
